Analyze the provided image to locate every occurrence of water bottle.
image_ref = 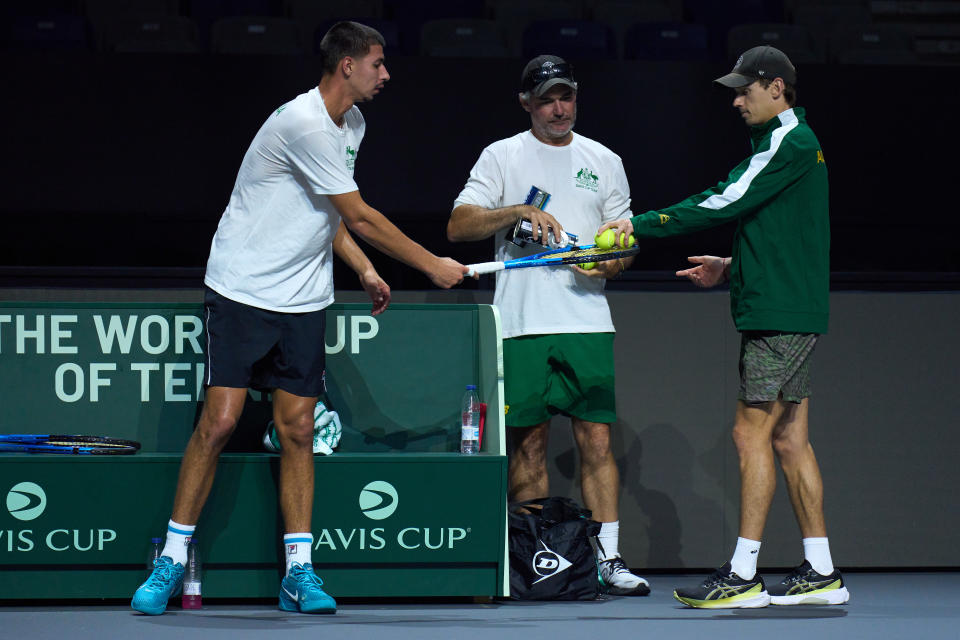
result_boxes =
[146,537,163,576]
[182,537,202,609]
[460,385,481,455]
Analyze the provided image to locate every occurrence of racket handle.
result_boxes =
[466,262,505,276]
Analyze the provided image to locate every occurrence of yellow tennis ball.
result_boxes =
[594,228,617,250]
[581,261,597,270]
[619,232,636,248]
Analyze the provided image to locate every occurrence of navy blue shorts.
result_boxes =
[203,287,327,398]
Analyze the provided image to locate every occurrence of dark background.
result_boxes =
[2,1,959,291]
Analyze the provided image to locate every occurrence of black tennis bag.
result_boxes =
[508,497,602,600]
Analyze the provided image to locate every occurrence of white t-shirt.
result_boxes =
[454,131,632,338]
[204,87,364,312]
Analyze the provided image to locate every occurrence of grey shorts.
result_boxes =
[738,331,818,404]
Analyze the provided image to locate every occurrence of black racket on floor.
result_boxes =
[0,434,141,455]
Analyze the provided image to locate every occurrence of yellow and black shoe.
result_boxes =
[768,561,850,605]
[673,562,770,609]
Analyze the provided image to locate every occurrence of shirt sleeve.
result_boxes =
[601,154,632,223]
[453,145,505,211]
[286,129,358,196]
[631,133,811,238]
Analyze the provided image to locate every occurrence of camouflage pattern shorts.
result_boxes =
[738,332,818,404]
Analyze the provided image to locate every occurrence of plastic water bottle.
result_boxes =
[182,538,202,609]
[146,537,163,576]
[460,385,481,455]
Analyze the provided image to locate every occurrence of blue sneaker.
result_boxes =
[279,562,337,614]
[132,556,185,615]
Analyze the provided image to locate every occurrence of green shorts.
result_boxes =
[503,333,617,427]
[739,331,818,404]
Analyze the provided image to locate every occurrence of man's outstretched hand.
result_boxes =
[676,255,729,288]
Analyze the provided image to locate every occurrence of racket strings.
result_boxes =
[551,246,636,260]
[43,439,133,448]
[0,434,141,454]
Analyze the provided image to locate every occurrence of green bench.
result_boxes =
[0,303,508,599]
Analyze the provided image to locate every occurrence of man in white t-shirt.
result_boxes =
[447,55,649,596]
[132,22,467,616]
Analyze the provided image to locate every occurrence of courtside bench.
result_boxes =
[0,302,508,599]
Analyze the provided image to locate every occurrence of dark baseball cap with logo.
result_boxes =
[520,55,578,96]
[715,45,797,88]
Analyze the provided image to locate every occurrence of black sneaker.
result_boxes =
[673,562,770,609]
[768,560,850,605]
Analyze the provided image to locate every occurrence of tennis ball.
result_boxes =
[619,232,636,248]
[594,228,617,250]
[580,262,597,270]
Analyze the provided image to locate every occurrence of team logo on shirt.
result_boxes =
[574,167,599,192]
[816,150,825,164]
[346,146,357,171]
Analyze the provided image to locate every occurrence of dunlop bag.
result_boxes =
[508,497,602,600]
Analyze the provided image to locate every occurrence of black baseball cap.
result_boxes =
[715,45,797,87]
[520,55,578,96]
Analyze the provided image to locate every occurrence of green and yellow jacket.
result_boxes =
[631,107,830,334]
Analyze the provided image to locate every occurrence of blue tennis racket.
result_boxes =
[0,434,141,455]
[466,243,640,276]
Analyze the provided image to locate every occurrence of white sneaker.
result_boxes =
[599,556,650,596]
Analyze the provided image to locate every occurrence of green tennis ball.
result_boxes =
[594,228,617,250]
[620,232,636,248]
[581,261,597,270]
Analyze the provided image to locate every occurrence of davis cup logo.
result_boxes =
[6,482,47,521]
[359,481,398,520]
[532,540,573,584]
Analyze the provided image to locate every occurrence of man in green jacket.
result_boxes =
[600,46,848,609]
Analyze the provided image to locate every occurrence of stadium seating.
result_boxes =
[101,14,200,52]
[420,18,508,57]
[8,12,89,50]
[591,0,682,58]
[727,22,822,63]
[791,3,871,59]
[488,0,583,56]
[211,16,304,55]
[385,0,486,55]
[685,0,786,58]
[830,23,917,64]
[522,19,615,60]
[284,0,383,47]
[189,0,277,48]
[624,21,709,60]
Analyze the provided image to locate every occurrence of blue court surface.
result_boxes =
[2,572,957,640]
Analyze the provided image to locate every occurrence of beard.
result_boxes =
[534,111,577,142]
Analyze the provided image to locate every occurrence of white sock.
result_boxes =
[730,537,761,580]
[596,520,620,561]
[803,537,835,575]
[161,519,195,567]
[284,532,313,574]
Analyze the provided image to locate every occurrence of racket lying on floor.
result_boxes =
[466,243,640,276]
[0,434,142,455]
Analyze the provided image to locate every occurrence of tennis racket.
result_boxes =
[0,434,141,455]
[466,243,640,276]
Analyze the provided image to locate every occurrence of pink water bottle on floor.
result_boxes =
[182,537,202,609]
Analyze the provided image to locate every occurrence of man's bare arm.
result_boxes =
[329,190,466,289]
[447,203,565,245]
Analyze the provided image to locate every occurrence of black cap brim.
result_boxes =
[531,78,578,97]
[714,72,756,88]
